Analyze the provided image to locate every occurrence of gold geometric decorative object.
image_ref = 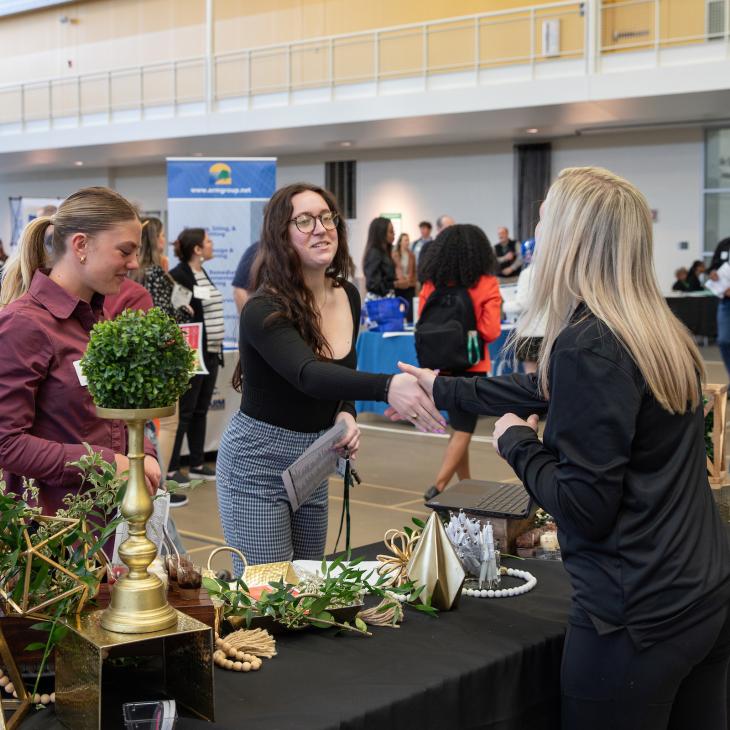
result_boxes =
[406,511,465,611]
[376,527,422,587]
[0,624,31,730]
[96,405,178,634]
[0,514,105,621]
[703,383,728,488]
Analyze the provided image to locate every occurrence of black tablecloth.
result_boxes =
[21,546,572,730]
[666,296,718,338]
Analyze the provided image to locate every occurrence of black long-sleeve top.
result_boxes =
[434,308,730,649]
[239,280,390,432]
[363,248,396,297]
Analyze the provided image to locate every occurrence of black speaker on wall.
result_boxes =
[325,160,357,220]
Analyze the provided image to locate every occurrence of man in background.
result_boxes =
[232,241,260,312]
[411,220,433,267]
[418,214,455,283]
[495,226,521,278]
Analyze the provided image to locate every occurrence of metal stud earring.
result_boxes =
[80,255,86,265]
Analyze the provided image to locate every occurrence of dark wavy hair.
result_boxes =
[232,183,350,391]
[174,228,206,263]
[419,223,497,288]
[362,217,392,267]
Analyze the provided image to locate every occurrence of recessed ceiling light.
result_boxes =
[339,141,353,147]
[192,152,204,157]
[525,128,539,134]
[74,160,84,166]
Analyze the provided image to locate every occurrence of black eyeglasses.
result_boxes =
[289,212,339,233]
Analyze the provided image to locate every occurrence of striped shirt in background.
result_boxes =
[194,270,225,353]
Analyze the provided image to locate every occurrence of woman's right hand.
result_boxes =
[387,373,446,433]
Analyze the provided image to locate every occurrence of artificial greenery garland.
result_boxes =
[81,307,195,409]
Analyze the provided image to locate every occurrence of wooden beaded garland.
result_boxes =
[0,667,54,705]
[462,568,537,598]
[213,634,264,672]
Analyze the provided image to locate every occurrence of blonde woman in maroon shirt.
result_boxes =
[0,186,160,514]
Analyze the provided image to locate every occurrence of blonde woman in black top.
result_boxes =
[395,167,730,730]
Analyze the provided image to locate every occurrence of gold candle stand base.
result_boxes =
[96,405,177,634]
[55,609,214,730]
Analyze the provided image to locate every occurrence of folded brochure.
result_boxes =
[282,420,347,511]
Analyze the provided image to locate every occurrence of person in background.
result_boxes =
[363,217,396,298]
[672,267,690,292]
[707,234,730,379]
[417,214,455,283]
[502,238,546,374]
[398,167,730,730]
[0,240,7,266]
[232,241,260,313]
[128,217,194,506]
[686,260,706,291]
[495,226,521,278]
[167,229,224,484]
[419,224,502,501]
[411,221,433,267]
[392,232,416,322]
[216,183,446,570]
[0,187,160,514]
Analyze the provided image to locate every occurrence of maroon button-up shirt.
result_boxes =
[0,270,154,514]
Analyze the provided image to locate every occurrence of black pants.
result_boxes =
[168,349,220,471]
[561,604,730,730]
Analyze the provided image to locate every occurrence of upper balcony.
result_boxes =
[0,0,728,163]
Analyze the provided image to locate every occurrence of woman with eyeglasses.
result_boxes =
[216,183,446,569]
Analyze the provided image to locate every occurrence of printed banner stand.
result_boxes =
[166,157,277,344]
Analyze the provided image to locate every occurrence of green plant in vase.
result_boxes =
[80,307,195,633]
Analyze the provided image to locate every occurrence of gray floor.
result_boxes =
[174,347,730,573]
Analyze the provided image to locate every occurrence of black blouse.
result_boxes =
[434,308,730,649]
[239,280,389,432]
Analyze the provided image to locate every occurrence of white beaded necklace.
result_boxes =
[463,567,537,598]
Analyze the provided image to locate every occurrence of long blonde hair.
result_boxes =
[520,166,703,414]
[0,186,139,309]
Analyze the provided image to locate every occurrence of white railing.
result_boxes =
[0,0,726,129]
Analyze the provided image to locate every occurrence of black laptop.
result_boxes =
[425,479,533,520]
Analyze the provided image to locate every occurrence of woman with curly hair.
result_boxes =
[216,183,445,569]
[419,224,502,501]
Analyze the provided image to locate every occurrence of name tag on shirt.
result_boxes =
[72,360,88,386]
[193,285,211,300]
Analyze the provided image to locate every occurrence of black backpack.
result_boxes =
[415,286,483,371]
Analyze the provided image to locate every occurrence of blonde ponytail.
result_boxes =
[0,186,138,310]
[0,217,52,309]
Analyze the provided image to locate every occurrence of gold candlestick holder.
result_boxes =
[96,405,177,634]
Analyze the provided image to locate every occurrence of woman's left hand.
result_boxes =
[334,411,361,459]
[493,413,539,457]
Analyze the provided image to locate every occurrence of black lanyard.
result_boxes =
[334,450,361,555]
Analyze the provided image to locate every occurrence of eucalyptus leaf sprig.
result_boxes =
[0,446,128,705]
[203,553,437,637]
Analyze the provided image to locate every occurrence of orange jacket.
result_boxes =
[418,275,502,373]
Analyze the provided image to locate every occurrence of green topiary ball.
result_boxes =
[81,308,196,409]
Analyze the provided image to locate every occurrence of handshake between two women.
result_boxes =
[382,362,441,433]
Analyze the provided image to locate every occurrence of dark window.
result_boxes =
[325,160,356,219]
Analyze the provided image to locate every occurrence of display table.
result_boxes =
[665,294,718,338]
[20,546,571,730]
[355,327,517,415]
